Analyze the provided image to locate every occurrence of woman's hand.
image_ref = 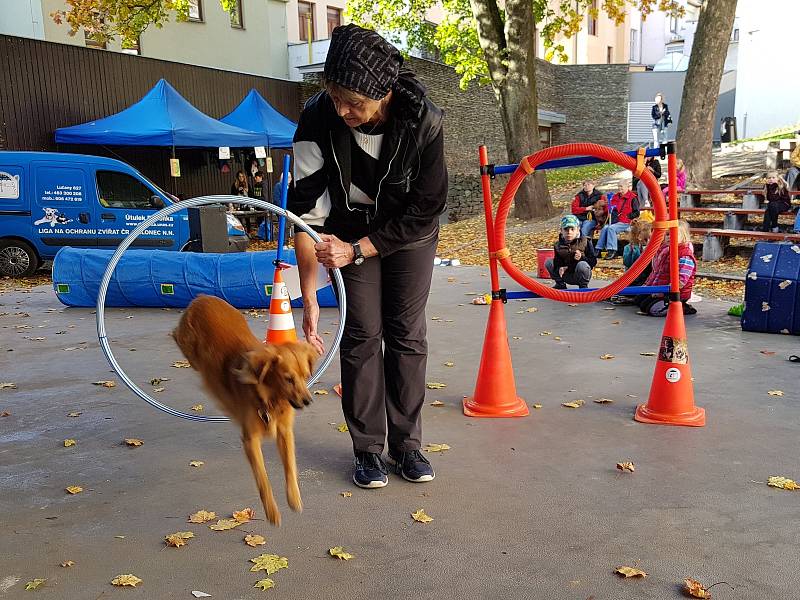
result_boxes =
[314,234,354,269]
[302,299,326,355]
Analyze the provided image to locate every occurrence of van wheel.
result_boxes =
[0,239,40,278]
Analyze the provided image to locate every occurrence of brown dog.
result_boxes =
[172,294,318,526]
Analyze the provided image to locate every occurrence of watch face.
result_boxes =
[354,256,365,266]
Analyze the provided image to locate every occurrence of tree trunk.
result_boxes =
[676,0,738,186]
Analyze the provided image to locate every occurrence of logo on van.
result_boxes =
[0,172,20,199]
[34,207,73,227]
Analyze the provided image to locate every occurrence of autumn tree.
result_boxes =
[675,0,738,186]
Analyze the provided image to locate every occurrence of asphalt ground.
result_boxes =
[1,265,799,599]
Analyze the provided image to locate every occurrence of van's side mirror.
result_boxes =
[150,195,166,209]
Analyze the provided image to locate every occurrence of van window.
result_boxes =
[96,170,160,209]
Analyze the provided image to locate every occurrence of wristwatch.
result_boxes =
[351,241,365,266]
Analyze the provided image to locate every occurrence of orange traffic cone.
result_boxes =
[463,299,528,418]
[265,267,298,345]
[635,300,705,426]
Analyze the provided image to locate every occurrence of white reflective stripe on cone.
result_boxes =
[268,312,296,330]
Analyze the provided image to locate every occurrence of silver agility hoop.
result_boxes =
[95,195,346,423]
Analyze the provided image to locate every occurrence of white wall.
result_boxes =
[735,0,800,137]
[0,0,45,39]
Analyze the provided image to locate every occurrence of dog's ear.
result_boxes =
[232,348,277,385]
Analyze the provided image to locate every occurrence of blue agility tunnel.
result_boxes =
[52,247,337,309]
[742,242,800,335]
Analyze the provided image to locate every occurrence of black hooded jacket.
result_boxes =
[288,71,447,256]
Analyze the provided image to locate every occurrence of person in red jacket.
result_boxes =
[596,181,639,259]
[570,180,605,238]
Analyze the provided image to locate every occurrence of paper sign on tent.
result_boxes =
[281,263,330,300]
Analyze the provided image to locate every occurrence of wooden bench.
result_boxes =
[690,227,800,261]
[681,189,800,209]
[641,206,795,229]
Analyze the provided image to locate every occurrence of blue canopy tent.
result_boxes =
[219,89,297,148]
[55,79,267,147]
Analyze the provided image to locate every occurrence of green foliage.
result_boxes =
[545,162,621,191]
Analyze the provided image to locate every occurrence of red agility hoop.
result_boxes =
[493,143,669,303]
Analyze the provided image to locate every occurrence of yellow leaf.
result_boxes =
[188,510,217,523]
[525,307,538,313]
[209,519,242,531]
[171,360,191,368]
[92,380,116,387]
[165,531,194,547]
[0,382,17,389]
[684,578,712,598]
[67,411,81,417]
[600,354,615,360]
[63,439,76,447]
[340,491,352,498]
[767,476,799,490]
[191,404,203,411]
[329,546,355,560]
[336,423,349,433]
[430,316,441,321]
[250,554,289,574]
[594,398,614,404]
[561,400,585,408]
[611,320,621,325]
[124,438,143,447]
[532,404,542,409]
[245,534,266,547]
[411,509,433,523]
[768,390,784,396]
[615,566,647,578]
[423,443,451,453]
[150,377,170,385]
[430,400,445,407]
[254,578,275,590]
[153,387,165,393]
[616,461,635,473]
[0,411,10,417]
[111,574,142,587]
[25,579,45,590]
[426,382,447,389]
[313,389,329,395]
[639,352,656,357]
[539,331,552,336]
[554,336,561,341]
[189,460,204,467]
[443,361,454,367]
[65,485,83,494]
[60,560,75,568]
[233,507,256,523]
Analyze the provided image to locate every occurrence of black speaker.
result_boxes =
[187,205,230,253]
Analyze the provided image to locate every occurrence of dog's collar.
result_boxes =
[258,408,270,424]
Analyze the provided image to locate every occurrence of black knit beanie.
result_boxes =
[323,24,403,100]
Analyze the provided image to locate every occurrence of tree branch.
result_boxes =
[468,0,507,86]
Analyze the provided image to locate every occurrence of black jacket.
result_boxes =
[651,103,672,125]
[288,72,447,256]
[552,234,598,273]
[632,157,662,190]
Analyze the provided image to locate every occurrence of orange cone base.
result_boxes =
[634,403,705,427]
[463,395,529,418]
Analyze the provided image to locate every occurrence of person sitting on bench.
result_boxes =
[570,180,605,238]
[762,171,791,233]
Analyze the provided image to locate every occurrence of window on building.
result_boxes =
[298,2,315,41]
[629,28,638,62]
[588,0,598,36]
[326,7,341,38]
[229,0,244,29]
[606,46,613,64]
[665,43,684,55]
[539,126,551,148]
[732,28,739,42]
[121,37,141,55]
[669,14,678,34]
[188,0,203,22]
[96,171,159,210]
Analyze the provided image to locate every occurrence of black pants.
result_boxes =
[338,236,437,454]
[763,200,790,231]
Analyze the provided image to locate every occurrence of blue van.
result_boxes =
[0,151,248,277]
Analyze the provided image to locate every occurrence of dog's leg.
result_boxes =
[241,431,281,526]
[276,422,302,512]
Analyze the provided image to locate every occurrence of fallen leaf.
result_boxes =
[25,579,45,590]
[639,352,656,357]
[63,439,76,447]
[600,354,615,360]
[189,404,203,412]
[254,578,275,590]
[431,316,441,321]
[539,331,552,336]
[759,350,776,356]
[340,491,353,498]
[114,536,126,539]
[149,377,170,385]
[525,307,538,313]
[92,380,116,388]
[313,389,329,395]
[189,460,204,467]
[411,509,433,523]
[233,507,256,523]
[165,531,194,547]
[426,382,447,389]
[192,592,212,598]
[594,398,614,404]
[171,360,191,368]
[245,534,266,547]
[767,476,799,490]
[124,438,144,447]
[429,400,445,407]
[188,510,217,523]
[153,387,165,393]
[554,336,562,341]
[60,560,75,568]
[111,574,142,587]
[443,361,454,367]
[0,382,17,389]
[447,276,456,282]
[250,554,289,574]
[209,519,242,531]
[568,303,578,307]
[532,403,542,409]
[561,400,585,408]
[336,423,349,433]
[423,443,451,453]
[768,390,784,396]
[65,485,83,494]
[615,566,647,578]
[329,546,355,560]
[604,307,616,311]
[611,320,621,325]
[512,336,522,340]
[67,411,81,417]
[684,578,712,598]
[0,411,10,417]
[616,461,635,473]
